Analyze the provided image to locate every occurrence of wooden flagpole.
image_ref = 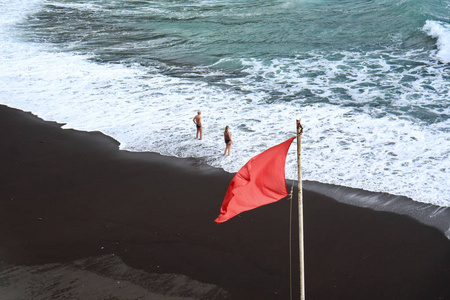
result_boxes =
[296,119,305,300]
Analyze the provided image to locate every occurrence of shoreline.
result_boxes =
[303,181,450,240]
[1,104,449,299]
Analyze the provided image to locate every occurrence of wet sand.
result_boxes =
[1,104,449,300]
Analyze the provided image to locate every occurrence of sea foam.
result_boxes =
[423,20,450,64]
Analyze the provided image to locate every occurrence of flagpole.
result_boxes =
[296,119,305,300]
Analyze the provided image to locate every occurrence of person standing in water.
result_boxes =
[193,110,202,140]
[224,126,233,155]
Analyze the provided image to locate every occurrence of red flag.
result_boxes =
[215,136,296,223]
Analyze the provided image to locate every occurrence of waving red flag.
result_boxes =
[215,136,296,223]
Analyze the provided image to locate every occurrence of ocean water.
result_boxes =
[1,0,449,214]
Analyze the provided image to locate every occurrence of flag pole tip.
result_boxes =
[296,120,303,135]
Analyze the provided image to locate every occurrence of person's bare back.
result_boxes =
[193,110,202,140]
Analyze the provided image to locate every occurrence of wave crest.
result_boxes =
[423,20,450,63]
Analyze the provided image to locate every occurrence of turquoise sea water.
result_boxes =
[1,0,449,214]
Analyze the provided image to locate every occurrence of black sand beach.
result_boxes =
[1,104,449,300]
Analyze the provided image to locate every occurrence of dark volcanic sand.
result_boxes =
[1,105,449,300]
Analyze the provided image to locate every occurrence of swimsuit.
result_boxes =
[196,124,201,129]
[224,133,231,144]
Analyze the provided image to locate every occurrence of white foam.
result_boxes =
[0,0,43,25]
[1,0,449,208]
[423,20,450,64]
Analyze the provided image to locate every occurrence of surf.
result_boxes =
[0,0,449,213]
